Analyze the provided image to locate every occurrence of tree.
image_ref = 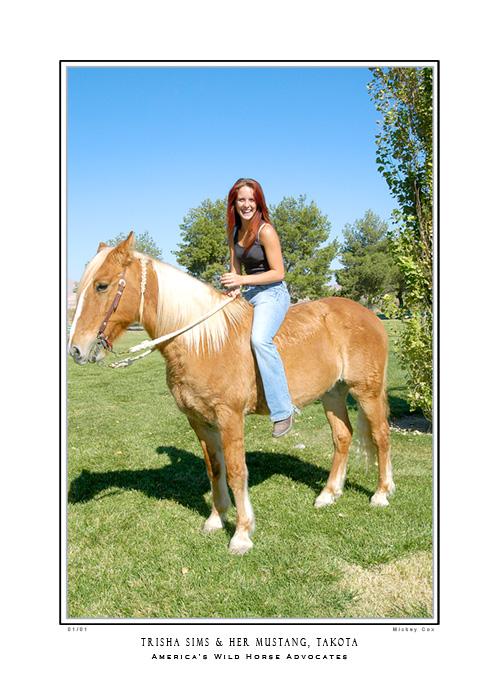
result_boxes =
[270,195,339,302]
[335,210,404,307]
[174,194,339,302]
[107,229,163,260]
[368,66,433,419]
[173,199,229,286]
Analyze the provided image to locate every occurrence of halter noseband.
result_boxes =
[96,269,127,351]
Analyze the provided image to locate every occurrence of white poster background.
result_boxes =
[3,5,497,682]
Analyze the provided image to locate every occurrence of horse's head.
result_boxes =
[68,232,140,364]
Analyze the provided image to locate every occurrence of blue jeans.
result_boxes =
[243,281,293,422]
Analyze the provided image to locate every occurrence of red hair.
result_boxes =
[226,178,272,253]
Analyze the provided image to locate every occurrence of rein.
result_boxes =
[96,261,234,368]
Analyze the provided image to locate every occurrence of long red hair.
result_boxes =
[226,178,272,253]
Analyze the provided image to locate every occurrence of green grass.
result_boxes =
[66,325,433,619]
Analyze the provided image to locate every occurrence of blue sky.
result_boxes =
[66,65,397,281]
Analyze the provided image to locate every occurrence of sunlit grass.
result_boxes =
[66,325,433,619]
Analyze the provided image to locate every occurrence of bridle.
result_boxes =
[96,268,127,351]
[92,257,234,368]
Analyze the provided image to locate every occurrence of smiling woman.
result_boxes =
[222,178,293,438]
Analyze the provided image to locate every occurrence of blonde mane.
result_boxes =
[77,247,250,354]
[152,260,250,354]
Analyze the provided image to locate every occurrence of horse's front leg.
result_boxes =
[218,410,255,554]
[188,418,231,533]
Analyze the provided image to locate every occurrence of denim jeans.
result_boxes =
[243,281,293,422]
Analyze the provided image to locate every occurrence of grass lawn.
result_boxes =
[66,323,434,619]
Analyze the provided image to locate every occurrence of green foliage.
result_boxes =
[173,198,229,287]
[270,195,339,302]
[174,194,339,302]
[335,209,404,307]
[396,312,433,417]
[369,67,433,420]
[107,229,163,260]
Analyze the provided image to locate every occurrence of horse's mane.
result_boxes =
[78,246,250,354]
[152,260,250,354]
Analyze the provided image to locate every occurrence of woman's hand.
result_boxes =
[225,287,241,298]
[221,272,244,289]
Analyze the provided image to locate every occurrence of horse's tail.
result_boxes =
[352,367,389,469]
[353,406,378,468]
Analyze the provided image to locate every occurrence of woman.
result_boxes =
[221,178,296,438]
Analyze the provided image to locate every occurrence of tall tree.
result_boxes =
[336,210,403,307]
[270,195,338,302]
[368,66,433,419]
[173,198,229,286]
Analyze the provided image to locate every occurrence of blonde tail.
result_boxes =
[353,406,378,468]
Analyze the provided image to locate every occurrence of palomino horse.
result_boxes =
[68,233,394,554]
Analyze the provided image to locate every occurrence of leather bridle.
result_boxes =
[96,269,127,351]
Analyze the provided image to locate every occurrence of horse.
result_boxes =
[68,232,395,554]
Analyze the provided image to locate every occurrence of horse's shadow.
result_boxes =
[68,445,372,519]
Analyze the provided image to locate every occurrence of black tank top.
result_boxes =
[233,225,270,275]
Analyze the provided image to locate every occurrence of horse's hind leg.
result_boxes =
[315,383,353,508]
[354,393,395,506]
[188,419,232,532]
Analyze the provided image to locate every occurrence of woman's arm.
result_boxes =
[221,224,285,289]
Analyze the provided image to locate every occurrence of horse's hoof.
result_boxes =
[314,490,340,508]
[228,533,253,555]
[370,492,390,506]
[203,514,226,532]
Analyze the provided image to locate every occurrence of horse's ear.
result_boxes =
[98,242,108,252]
[111,232,136,267]
[124,231,136,253]
[123,232,136,260]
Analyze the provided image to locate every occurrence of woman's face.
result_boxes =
[235,185,258,224]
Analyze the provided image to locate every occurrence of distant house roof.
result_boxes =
[68,280,77,309]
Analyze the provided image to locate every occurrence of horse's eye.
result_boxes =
[96,283,109,292]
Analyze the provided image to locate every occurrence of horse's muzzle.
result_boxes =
[69,344,90,365]
[69,339,105,365]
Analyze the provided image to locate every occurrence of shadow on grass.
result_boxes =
[68,447,210,516]
[68,446,372,519]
